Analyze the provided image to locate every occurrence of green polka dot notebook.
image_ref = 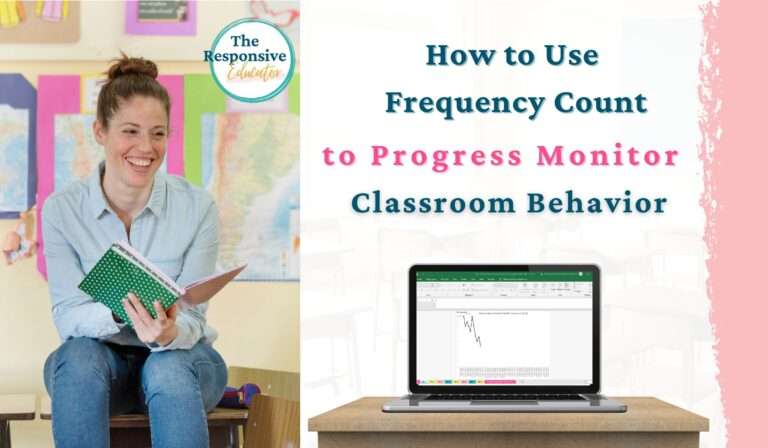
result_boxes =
[78,241,184,326]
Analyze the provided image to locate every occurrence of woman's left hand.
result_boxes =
[123,292,179,347]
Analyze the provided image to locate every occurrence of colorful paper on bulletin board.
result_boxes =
[288,73,299,115]
[183,74,226,186]
[37,0,70,22]
[183,72,298,184]
[0,1,23,27]
[0,74,36,219]
[184,72,300,280]
[125,0,196,36]
[0,0,79,43]
[162,75,185,176]
[35,74,185,278]
[52,113,101,191]
[204,112,299,281]
[36,74,78,279]
[225,87,290,113]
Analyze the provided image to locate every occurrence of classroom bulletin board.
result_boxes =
[0,1,80,44]
[0,1,250,61]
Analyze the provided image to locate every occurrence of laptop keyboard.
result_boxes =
[425,394,585,401]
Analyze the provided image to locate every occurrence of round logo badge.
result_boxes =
[205,18,295,102]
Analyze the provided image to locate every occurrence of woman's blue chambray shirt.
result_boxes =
[42,162,220,352]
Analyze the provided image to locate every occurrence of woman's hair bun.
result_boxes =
[106,53,159,81]
[96,53,170,127]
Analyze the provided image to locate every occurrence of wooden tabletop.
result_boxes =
[309,397,709,433]
[0,394,36,420]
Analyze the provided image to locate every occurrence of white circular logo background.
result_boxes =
[209,18,295,102]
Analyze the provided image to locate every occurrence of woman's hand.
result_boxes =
[123,292,179,347]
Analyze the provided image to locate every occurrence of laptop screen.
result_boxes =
[414,268,595,388]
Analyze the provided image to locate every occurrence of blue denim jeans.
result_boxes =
[44,338,228,448]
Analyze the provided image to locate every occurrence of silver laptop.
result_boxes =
[383,264,626,412]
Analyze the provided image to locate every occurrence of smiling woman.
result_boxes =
[95,56,170,223]
[41,55,227,448]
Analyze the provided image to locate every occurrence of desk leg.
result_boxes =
[226,424,240,448]
[0,420,10,448]
[318,431,700,448]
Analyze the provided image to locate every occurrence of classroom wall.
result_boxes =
[0,60,299,447]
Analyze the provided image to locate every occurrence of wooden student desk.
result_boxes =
[308,397,709,448]
[40,397,247,448]
[0,394,36,448]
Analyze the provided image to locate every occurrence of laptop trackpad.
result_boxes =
[471,401,538,406]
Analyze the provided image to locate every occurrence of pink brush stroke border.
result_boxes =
[700,2,768,446]
[125,0,197,36]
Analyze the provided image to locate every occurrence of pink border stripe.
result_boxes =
[702,2,768,446]
[36,75,80,279]
[159,75,185,176]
